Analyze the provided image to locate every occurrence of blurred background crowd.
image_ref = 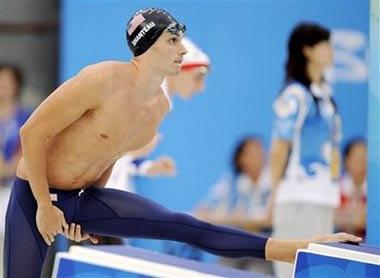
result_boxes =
[0,1,374,277]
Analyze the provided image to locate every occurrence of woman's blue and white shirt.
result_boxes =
[272,81,342,207]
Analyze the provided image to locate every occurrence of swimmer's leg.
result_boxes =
[77,187,268,259]
[4,178,49,278]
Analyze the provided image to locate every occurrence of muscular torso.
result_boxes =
[17,62,169,189]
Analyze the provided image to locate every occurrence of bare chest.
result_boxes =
[78,94,168,154]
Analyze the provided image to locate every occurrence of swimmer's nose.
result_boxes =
[178,41,187,57]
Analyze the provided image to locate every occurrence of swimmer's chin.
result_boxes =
[167,65,182,75]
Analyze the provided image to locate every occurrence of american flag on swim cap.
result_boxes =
[127,14,146,35]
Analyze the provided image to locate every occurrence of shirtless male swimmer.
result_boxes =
[4,8,361,278]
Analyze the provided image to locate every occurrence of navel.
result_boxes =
[100,133,109,139]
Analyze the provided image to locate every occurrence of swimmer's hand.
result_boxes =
[265,232,362,263]
[310,232,362,245]
[67,224,99,244]
[36,204,69,246]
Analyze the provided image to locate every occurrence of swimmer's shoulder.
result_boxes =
[78,61,122,77]
[76,60,130,76]
[72,61,135,89]
[66,62,138,103]
[86,61,137,84]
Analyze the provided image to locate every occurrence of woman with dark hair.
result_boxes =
[269,23,342,278]
[230,136,272,225]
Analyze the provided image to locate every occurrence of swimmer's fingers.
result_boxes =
[67,223,87,242]
[63,224,69,238]
[74,224,91,243]
[69,223,76,241]
[312,232,362,244]
[48,233,55,243]
[41,233,52,246]
[73,225,98,244]
[80,232,99,244]
[335,232,362,243]
[74,224,82,242]
[88,234,99,244]
[45,233,55,245]
[61,216,69,237]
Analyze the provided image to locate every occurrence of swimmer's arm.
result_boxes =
[265,238,308,263]
[20,69,107,206]
[93,163,115,187]
[265,233,362,263]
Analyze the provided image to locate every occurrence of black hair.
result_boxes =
[232,136,263,176]
[284,23,336,115]
[0,63,24,99]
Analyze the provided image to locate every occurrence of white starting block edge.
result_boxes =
[52,245,219,278]
[293,243,380,278]
[306,243,380,265]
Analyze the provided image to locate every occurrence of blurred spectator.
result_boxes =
[197,136,271,229]
[269,23,341,278]
[0,64,32,182]
[335,138,367,237]
[195,136,272,274]
[0,63,32,273]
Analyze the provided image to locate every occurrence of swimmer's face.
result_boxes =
[149,32,187,75]
[175,67,208,99]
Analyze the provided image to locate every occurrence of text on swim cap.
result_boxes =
[132,22,156,47]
